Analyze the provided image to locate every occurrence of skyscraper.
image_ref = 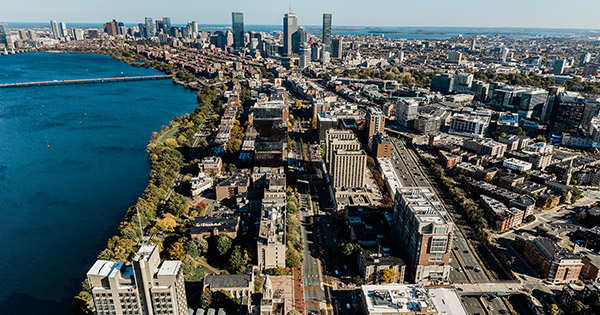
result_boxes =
[298,44,311,69]
[144,17,155,37]
[291,26,307,55]
[322,13,332,53]
[0,23,8,44]
[59,22,68,38]
[232,12,244,49]
[162,17,172,32]
[331,38,342,59]
[501,47,510,62]
[103,20,119,36]
[331,149,367,189]
[283,12,297,56]
[190,21,198,38]
[553,59,567,75]
[87,245,188,315]
[50,20,60,39]
[580,53,592,66]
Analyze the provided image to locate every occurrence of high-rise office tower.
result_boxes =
[0,23,8,44]
[322,13,332,53]
[311,43,321,62]
[553,59,567,75]
[580,53,592,66]
[50,20,60,39]
[298,44,311,69]
[103,20,119,36]
[232,12,244,49]
[501,47,510,62]
[398,50,405,62]
[470,38,476,50]
[73,29,84,41]
[291,26,307,54]
[162,17,171,32]
[190,21,198,38]
[59,22,67,38]
[27,29,38,40]
[283,12,297,56]
[87,245,188,315]
[393,187,454,283]
[18,29,28,41]
[144,17,155,37]
[549,91,586,136]
[331,38,342,59]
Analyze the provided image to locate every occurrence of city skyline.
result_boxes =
[3,0,600,29]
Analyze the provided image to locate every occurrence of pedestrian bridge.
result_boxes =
[0,75,172,88]
[454,282,523,296]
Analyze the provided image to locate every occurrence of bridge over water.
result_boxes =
[0,75,172,88]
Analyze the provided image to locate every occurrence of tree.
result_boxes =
[352,276,365,286]
[295,100,302,109]
[571,188,583,203]
[168,241,186,260]
[201,288,212,309]
[198,139,209,149]
[367,156,376,170]
[339,242,359,257]
[535,135,546,143]
[380,269,396,283]
[286,201,298,215]
[216,233,232,256]
[286,248,302,268]
[167,193,191,217]
[565,300,584,315]
[229,245,249,274]
[548,304,560,315]
[164,138,178,148]
[155,213,177,233]
[311,117,317,130]
[287,311,301,315]
[186,238,208,258]
[524,215,536,224]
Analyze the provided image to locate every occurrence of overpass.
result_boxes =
[0,75,172,88]
[454,282,523,296]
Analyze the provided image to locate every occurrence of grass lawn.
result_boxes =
[157,126,180,144]
[185,264,214,282]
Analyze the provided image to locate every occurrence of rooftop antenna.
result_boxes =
[136,206,144,241]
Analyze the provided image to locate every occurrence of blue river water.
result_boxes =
[0,52,197,314]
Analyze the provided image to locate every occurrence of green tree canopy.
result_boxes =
[216,233,233,256]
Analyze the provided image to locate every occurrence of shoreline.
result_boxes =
[39,48,218,314]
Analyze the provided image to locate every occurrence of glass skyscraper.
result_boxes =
[323,13,332,53]
[232,12,244,49]
[283,12,298,56]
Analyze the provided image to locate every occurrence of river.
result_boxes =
[0,52,197,314]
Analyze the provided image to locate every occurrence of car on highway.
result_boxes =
[474,267,481,272]
[487,306,493,311]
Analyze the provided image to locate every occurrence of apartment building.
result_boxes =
[393,187,454,283]
[87,245,188,315]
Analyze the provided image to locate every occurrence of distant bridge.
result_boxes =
[0,75,172,88]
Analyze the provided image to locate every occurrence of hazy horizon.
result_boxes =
[4,0,600,29]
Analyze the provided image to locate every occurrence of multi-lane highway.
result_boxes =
[388,135,491,285]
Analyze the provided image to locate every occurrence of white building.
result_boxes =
[190,173,213,196]
[503,158,533,172]
[360,284,467,315]
[449,111,491,137]
[87,245,188,315]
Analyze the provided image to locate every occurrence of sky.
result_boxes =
[4,0,600,29]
